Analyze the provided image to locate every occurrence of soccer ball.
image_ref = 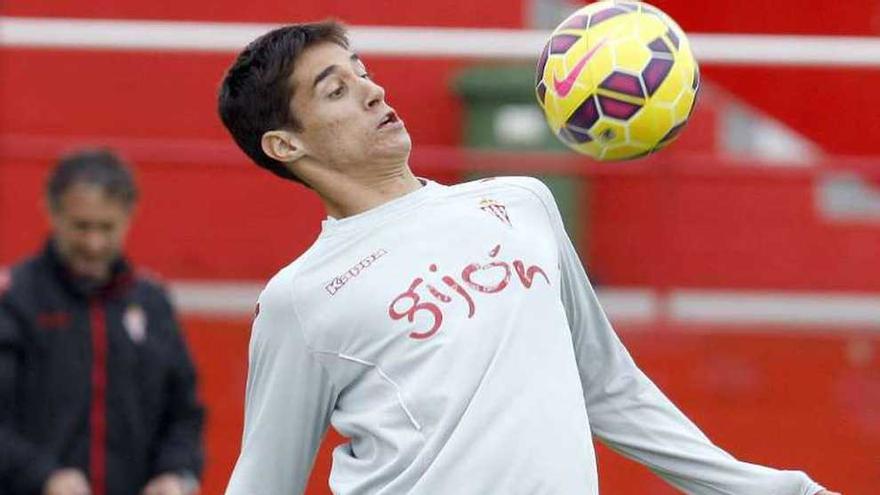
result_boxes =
[535,1,699,160]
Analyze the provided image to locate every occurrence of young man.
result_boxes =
[218,22,837,495]
[0,150,204,495]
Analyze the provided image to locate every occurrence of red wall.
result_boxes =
[186,315,880,495]
[1,0,525,27]
[0,48,466,148]
[585,155,880,291]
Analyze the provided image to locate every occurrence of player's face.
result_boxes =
[288,42,411,169]
[50,183,132,282]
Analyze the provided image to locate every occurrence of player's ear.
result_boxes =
[261,129,307,163]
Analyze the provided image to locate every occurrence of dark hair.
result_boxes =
[46,148,138,211]
[218,21,349,183]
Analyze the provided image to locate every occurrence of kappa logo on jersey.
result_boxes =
[325,248,389,296]
[388,243,550,340]
[479,198,512,227]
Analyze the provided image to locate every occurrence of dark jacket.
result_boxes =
[0,241,204,495]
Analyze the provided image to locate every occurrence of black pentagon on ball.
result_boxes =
[637,3,664,18]
[666,28,681,50]
[660,121,687,143]
[559,14,589,30]
[536,81,547,105]
[648,37,671,54]
[589,7,629,27]
[536,41,550,86]
[600,71,645,98]
[598,95,642,120]
[566,95,601,130]
[615,2,640,12]
[550,34,580,54]
[559,126,593,144]
[642,58,674,96]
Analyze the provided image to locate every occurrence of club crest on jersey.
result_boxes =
[0,267,10,296]
[479,198,512,227]
[124,304,147,344]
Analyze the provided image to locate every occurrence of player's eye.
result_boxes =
[328,85,345,99]
[359,72,372,80]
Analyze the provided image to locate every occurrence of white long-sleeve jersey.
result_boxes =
[226,177,824,495]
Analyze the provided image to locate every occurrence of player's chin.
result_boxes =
[372,132,412,160]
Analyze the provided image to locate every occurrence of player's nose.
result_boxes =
[363,78,386,109]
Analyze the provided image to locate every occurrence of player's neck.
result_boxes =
[310,165,423,219]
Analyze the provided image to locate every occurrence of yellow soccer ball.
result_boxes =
[536,1,699,160]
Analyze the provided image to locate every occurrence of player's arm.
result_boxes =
[225,277,336,495]
[0,300,61,494]
[530,179,828,495]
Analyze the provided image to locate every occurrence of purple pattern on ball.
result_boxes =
[598,95,642,120]
[688,85,699,119]
[566,96,600,130]
[642,58,674,96]
[666,29,681,50]
[550,34,580,54]
[600,72,644,98]
[648,37,671,54]
[559,15,589,30]
[589,7,628,27]
[536,81,547,104]
[692,67,700,90]
[536,41,550,86]
[639,3,663,17]
[616,2,640,12]
[660,121,687,143]
[560,127,593,144]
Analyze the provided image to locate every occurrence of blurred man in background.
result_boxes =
[218,22,837,495]
[0,149,204,495]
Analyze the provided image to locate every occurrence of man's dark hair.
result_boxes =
[217,21,349,183]
[46,148,138,211]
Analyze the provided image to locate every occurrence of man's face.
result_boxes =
[287,42,411,170]
[49,183,133,282]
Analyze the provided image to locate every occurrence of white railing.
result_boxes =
[2,17,880,66]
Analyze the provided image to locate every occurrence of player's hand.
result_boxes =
[43,468,92,495]
[141,473,190,495]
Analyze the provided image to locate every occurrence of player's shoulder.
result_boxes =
[257,259,306,314]
[0,256,42,300]
[257,235,331,311]
[449,175,557,206]
[133,267,170,296]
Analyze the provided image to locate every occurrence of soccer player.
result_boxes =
[218,21,838,495]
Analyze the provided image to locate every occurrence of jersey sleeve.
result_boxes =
[225,275,336,495]
[526,178,825,495]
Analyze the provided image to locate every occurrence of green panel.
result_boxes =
[452,64,591,249]
[453,64,567,151]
